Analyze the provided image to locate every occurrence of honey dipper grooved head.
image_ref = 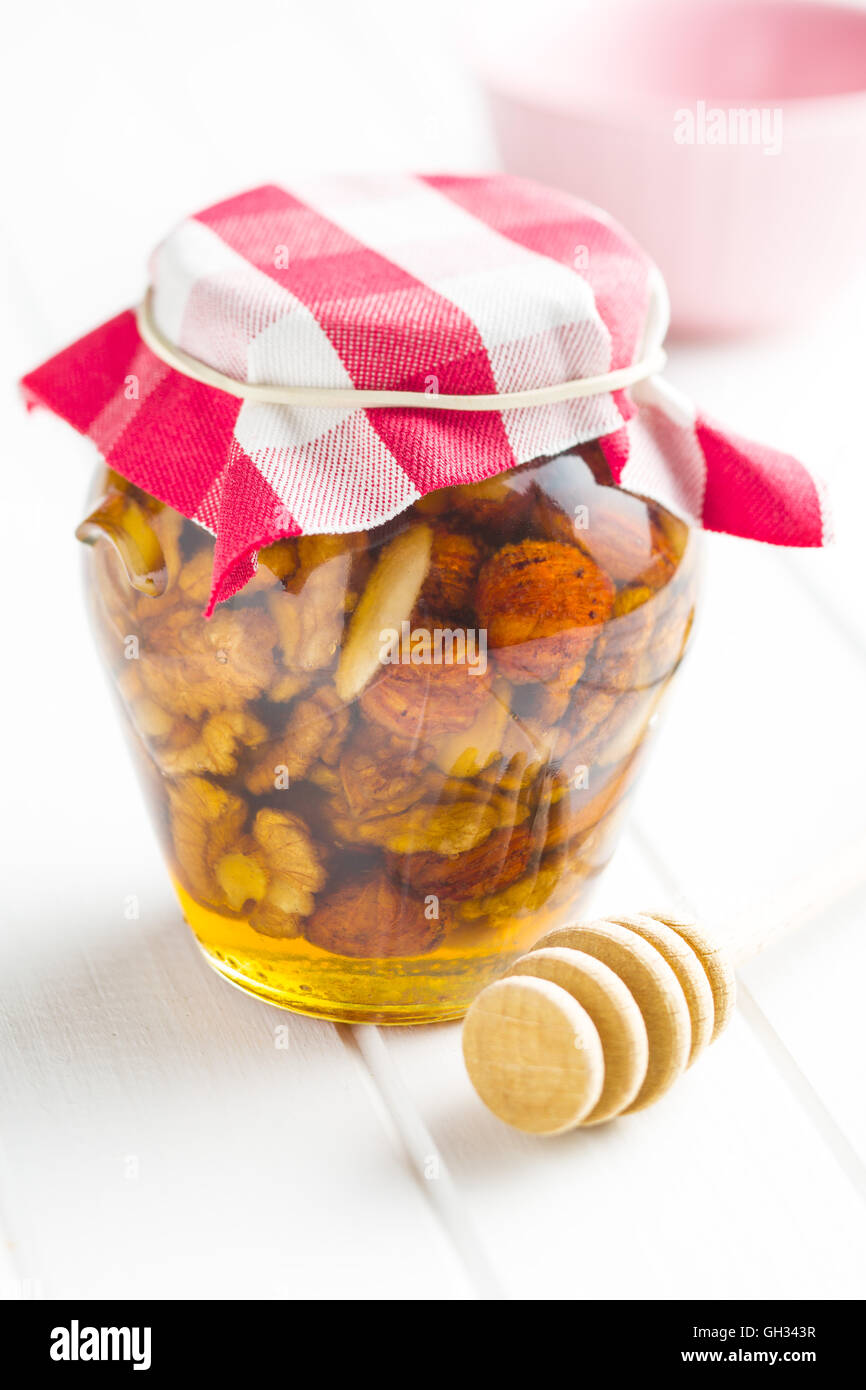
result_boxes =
[462,975,605,1135]
[507,947,649,1124]
[462,913,737,1135]
[604,914,715,1066]
[639,912,736,1041]
[532,921,692,1113]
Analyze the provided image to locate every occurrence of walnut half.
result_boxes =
[213,808,326,937]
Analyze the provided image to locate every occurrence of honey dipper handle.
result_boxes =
[725,831,866,967]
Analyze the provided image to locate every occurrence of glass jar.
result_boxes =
[78,442,698,1023]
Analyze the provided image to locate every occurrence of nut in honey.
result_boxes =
[81,444,698,1023]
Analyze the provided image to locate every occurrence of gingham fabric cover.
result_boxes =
[21,175,829,613]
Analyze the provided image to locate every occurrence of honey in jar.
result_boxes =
[79,443,696,1022]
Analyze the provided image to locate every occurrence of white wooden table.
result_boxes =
[2,0,865,1301]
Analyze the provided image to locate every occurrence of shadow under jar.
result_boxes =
[79,443,698,1023]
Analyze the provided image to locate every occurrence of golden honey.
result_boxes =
[80,444,698,1023]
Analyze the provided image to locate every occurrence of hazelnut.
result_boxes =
[304,871,444,958]
[338,726,443,818]
[477,540,615,684]
[360,624,492,738]
[417,529,484,618]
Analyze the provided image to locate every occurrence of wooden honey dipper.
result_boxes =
[463,836,865,1134]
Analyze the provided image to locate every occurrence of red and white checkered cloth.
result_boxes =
[21,174,829,613]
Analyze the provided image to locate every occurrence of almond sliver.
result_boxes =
[335,524,432,702]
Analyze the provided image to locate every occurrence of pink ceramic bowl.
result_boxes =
[476,0,866,336]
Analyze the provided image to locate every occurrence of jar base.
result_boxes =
[177,879,594,1025]
[197,941,487,1025]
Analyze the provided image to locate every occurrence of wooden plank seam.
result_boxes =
[337,1023,503,1299]
[627,819,866,1198]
